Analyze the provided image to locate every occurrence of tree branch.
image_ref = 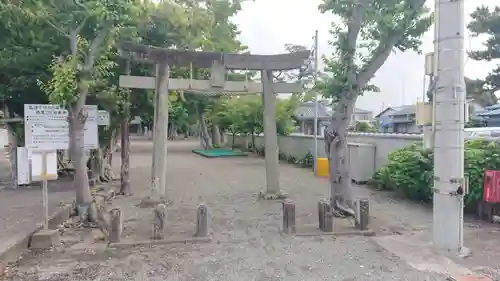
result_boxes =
[178,90,187,102]
[70,30,78,56]
[356,0,427,88]
[46,19,70,38]
[84,27,112,72]
[333,0,369,108]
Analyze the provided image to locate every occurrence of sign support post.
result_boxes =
[41,151,49,230]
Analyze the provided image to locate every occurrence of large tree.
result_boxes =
[319,0,432,216]
[30,0,143,207]
[467,5,500,106]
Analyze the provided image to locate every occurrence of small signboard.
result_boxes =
[31,151,58,181]
[24,104,98,150]
[416,102,432,126]
[98,110,110,126]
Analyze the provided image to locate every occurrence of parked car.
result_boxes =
[465,127,500,138]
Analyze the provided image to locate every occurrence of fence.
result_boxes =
[226,132,500,172]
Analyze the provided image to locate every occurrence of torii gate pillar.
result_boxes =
[260,70,283,199]
[151,62,169,200]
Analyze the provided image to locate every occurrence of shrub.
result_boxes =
[372,139,500,209]
[373,144,433,201]
[297,152,314,168]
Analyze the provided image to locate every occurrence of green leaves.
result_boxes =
[373,140,500,209]
[317,0,431,100]
[211,95,297,137]
[468,5,500,95]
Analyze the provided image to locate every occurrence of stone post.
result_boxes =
[318,200,330,231]
[323,211,334,232]
[355,199,370,230]
[109,208,123,243]
[261,70,280,196]
[152,203,167,239]
[282,200,296,234]
[195,204,208,237]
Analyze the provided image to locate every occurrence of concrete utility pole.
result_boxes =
[313,30,319,174]
[433,0,466,253]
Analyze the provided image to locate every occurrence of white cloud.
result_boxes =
[232,0,498,114]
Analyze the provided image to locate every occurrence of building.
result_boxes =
[375,105,421,134]
[351,108,373,124]
[294,101,373,135]
[473,104,500,127]
[294,101,332,135]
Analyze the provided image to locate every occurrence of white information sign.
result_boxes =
[31,151,58,181]
[24,104,98,150]
[98,110,110,126]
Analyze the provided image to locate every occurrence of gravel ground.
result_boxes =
[0,178,75,250]
[2,140,495,280]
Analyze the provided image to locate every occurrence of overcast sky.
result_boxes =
[232,0,498,115]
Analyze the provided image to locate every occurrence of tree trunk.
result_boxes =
[251,132,256,152]
[89,149,103,184]
[324,96,357,217]
[119,118,131,195]
[211,124,221,146]
[168,123,177,140]
[5,123,18,188]
[219,130,225,144]
[231,132,236,149]
[69,107,92,207]
[197,109,211,149]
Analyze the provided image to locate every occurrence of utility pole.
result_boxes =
[313,30,319,174]
[433,0,466,254]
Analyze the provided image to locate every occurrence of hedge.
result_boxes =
[372,139,500,209]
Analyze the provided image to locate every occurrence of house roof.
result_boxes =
[388,105,416,116]
[374,107,394,118]
[478,108,500,117]
[295,102,372,120]
[294,101,332,120]
[484,104,500,111]
[353,108,372,114]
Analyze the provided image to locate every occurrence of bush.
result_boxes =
[373,144,433,201]
[372,139,500,209]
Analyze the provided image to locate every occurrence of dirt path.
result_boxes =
[4,140,497,280]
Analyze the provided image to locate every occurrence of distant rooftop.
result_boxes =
[376,105,416,118]
[389,105,416,116]
[294,102,371,120]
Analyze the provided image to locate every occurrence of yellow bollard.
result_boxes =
[316,158,329,177]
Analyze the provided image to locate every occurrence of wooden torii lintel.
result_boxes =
[118,41,311,71]
[119,75,303,94]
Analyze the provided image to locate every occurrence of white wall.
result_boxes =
[228,132,422,170]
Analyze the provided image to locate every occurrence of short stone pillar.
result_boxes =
[109,208,123,243]
[355,199,370,230]
[282,199,296,234]
[323,211,334,232]
[30,229,60,250]
[195,204,208,237]
[152,203,167,240]
[318,200,333,232]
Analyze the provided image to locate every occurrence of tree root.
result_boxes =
[332,198,355,218]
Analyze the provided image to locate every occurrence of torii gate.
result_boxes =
[118,42,309,202]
